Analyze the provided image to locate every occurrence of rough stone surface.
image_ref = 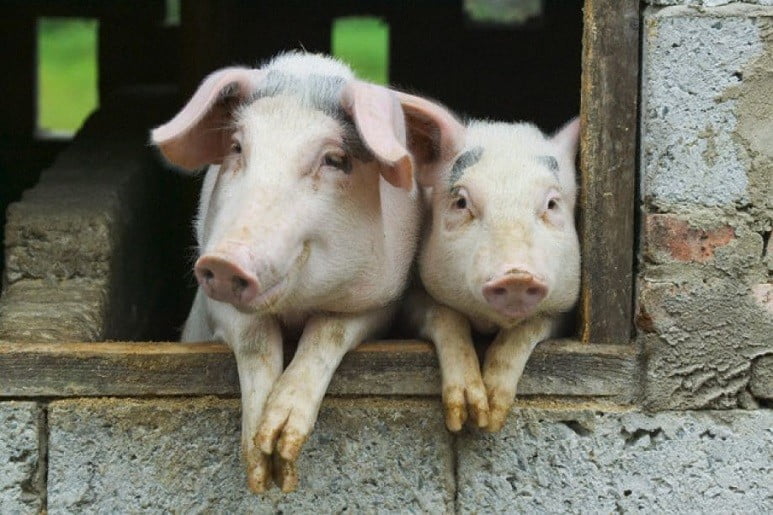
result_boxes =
[638,277,772,409]
[647,1,773,6]
[751,355,773,398]
[457,406,773,513]
[0,90,194,342]
[0,279,107,342]
[639,5,773,409]
[641,5,772,210]
[0,402,44,514]
[47,397,454,513]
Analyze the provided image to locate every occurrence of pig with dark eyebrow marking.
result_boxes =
[399,95,581,432]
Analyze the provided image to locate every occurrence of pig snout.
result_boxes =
[481,270,548,319]
[195,255,259,307]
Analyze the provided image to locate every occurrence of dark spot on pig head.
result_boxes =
[536,155,559,179]
[247,71,372,162]
[448,146,483,187]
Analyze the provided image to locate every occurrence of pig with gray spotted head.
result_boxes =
[151,53,453,492]
[402,96,581,432]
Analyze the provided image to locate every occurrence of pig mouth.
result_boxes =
[248,241,311,312]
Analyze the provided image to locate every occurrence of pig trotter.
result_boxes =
[246,450,272,493]
[273,454,299,493]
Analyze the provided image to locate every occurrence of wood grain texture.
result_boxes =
[578,0,639,343]
[0,339,638,401]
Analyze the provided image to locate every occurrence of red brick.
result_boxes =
[645,214,735,264]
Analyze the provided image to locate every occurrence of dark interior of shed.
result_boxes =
[0,0,583,341]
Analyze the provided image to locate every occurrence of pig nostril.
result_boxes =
[232,276,249,292]
[201,269,214,282]
[493,287,507,296]
[527,287,542,296]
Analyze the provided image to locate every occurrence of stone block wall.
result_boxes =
[638,3,773,411]
[1,3,772,513]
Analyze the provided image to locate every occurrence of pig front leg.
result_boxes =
[482,316,554,431]
[208,302,284,493]
[233,323,283,493]
[255,307,393,492]
[180,289,214,341]
[404,289,488,432]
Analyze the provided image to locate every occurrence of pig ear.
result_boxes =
[340,81,414,191]
[394,92,466,187]
[552,117,580,160]
[151,67,265,171]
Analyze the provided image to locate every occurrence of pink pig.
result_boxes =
[150,53,457,492]
[401,97,582,432]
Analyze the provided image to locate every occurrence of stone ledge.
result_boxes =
[0,88,192,343]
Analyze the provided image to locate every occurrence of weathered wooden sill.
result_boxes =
[0,339,639,402]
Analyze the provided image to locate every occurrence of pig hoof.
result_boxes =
[277,426,306,461]
[273,454,299,493]
[246,456,272,493]
[485,388,513,432]
[256,405,312,461]
[443,382,489,432]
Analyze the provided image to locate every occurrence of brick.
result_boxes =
[644,214,735,264]
[457,406,773,513]
[47,397,454,513]
[0,402,44,514]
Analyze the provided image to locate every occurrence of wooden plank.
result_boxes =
[0,339,638,400]
[578,0,639,343]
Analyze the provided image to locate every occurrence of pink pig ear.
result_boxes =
[394,92,466,187]
[151,67,265,171]
[340,81,414,191]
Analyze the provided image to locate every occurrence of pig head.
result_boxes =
[419,119,581,332]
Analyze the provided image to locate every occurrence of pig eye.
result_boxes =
[230,141,242,154]
[323,152,352,173]
[450,187,472,213]
[547,198,558,210]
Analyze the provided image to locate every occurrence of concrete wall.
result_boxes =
[1,3,772,513]
[638,3,773,410]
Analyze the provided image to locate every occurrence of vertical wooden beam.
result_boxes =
[578,0,639,343]
[98,1,168,100]
[180,0,232,97]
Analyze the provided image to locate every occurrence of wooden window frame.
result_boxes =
[0,0,640,403]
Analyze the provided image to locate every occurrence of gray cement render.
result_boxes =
[639,4,773,410]
[457,406,773,514]
[47,397,454,513]
[641,5,771,210]
[0,402,44,514]
[647,1,773,6]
